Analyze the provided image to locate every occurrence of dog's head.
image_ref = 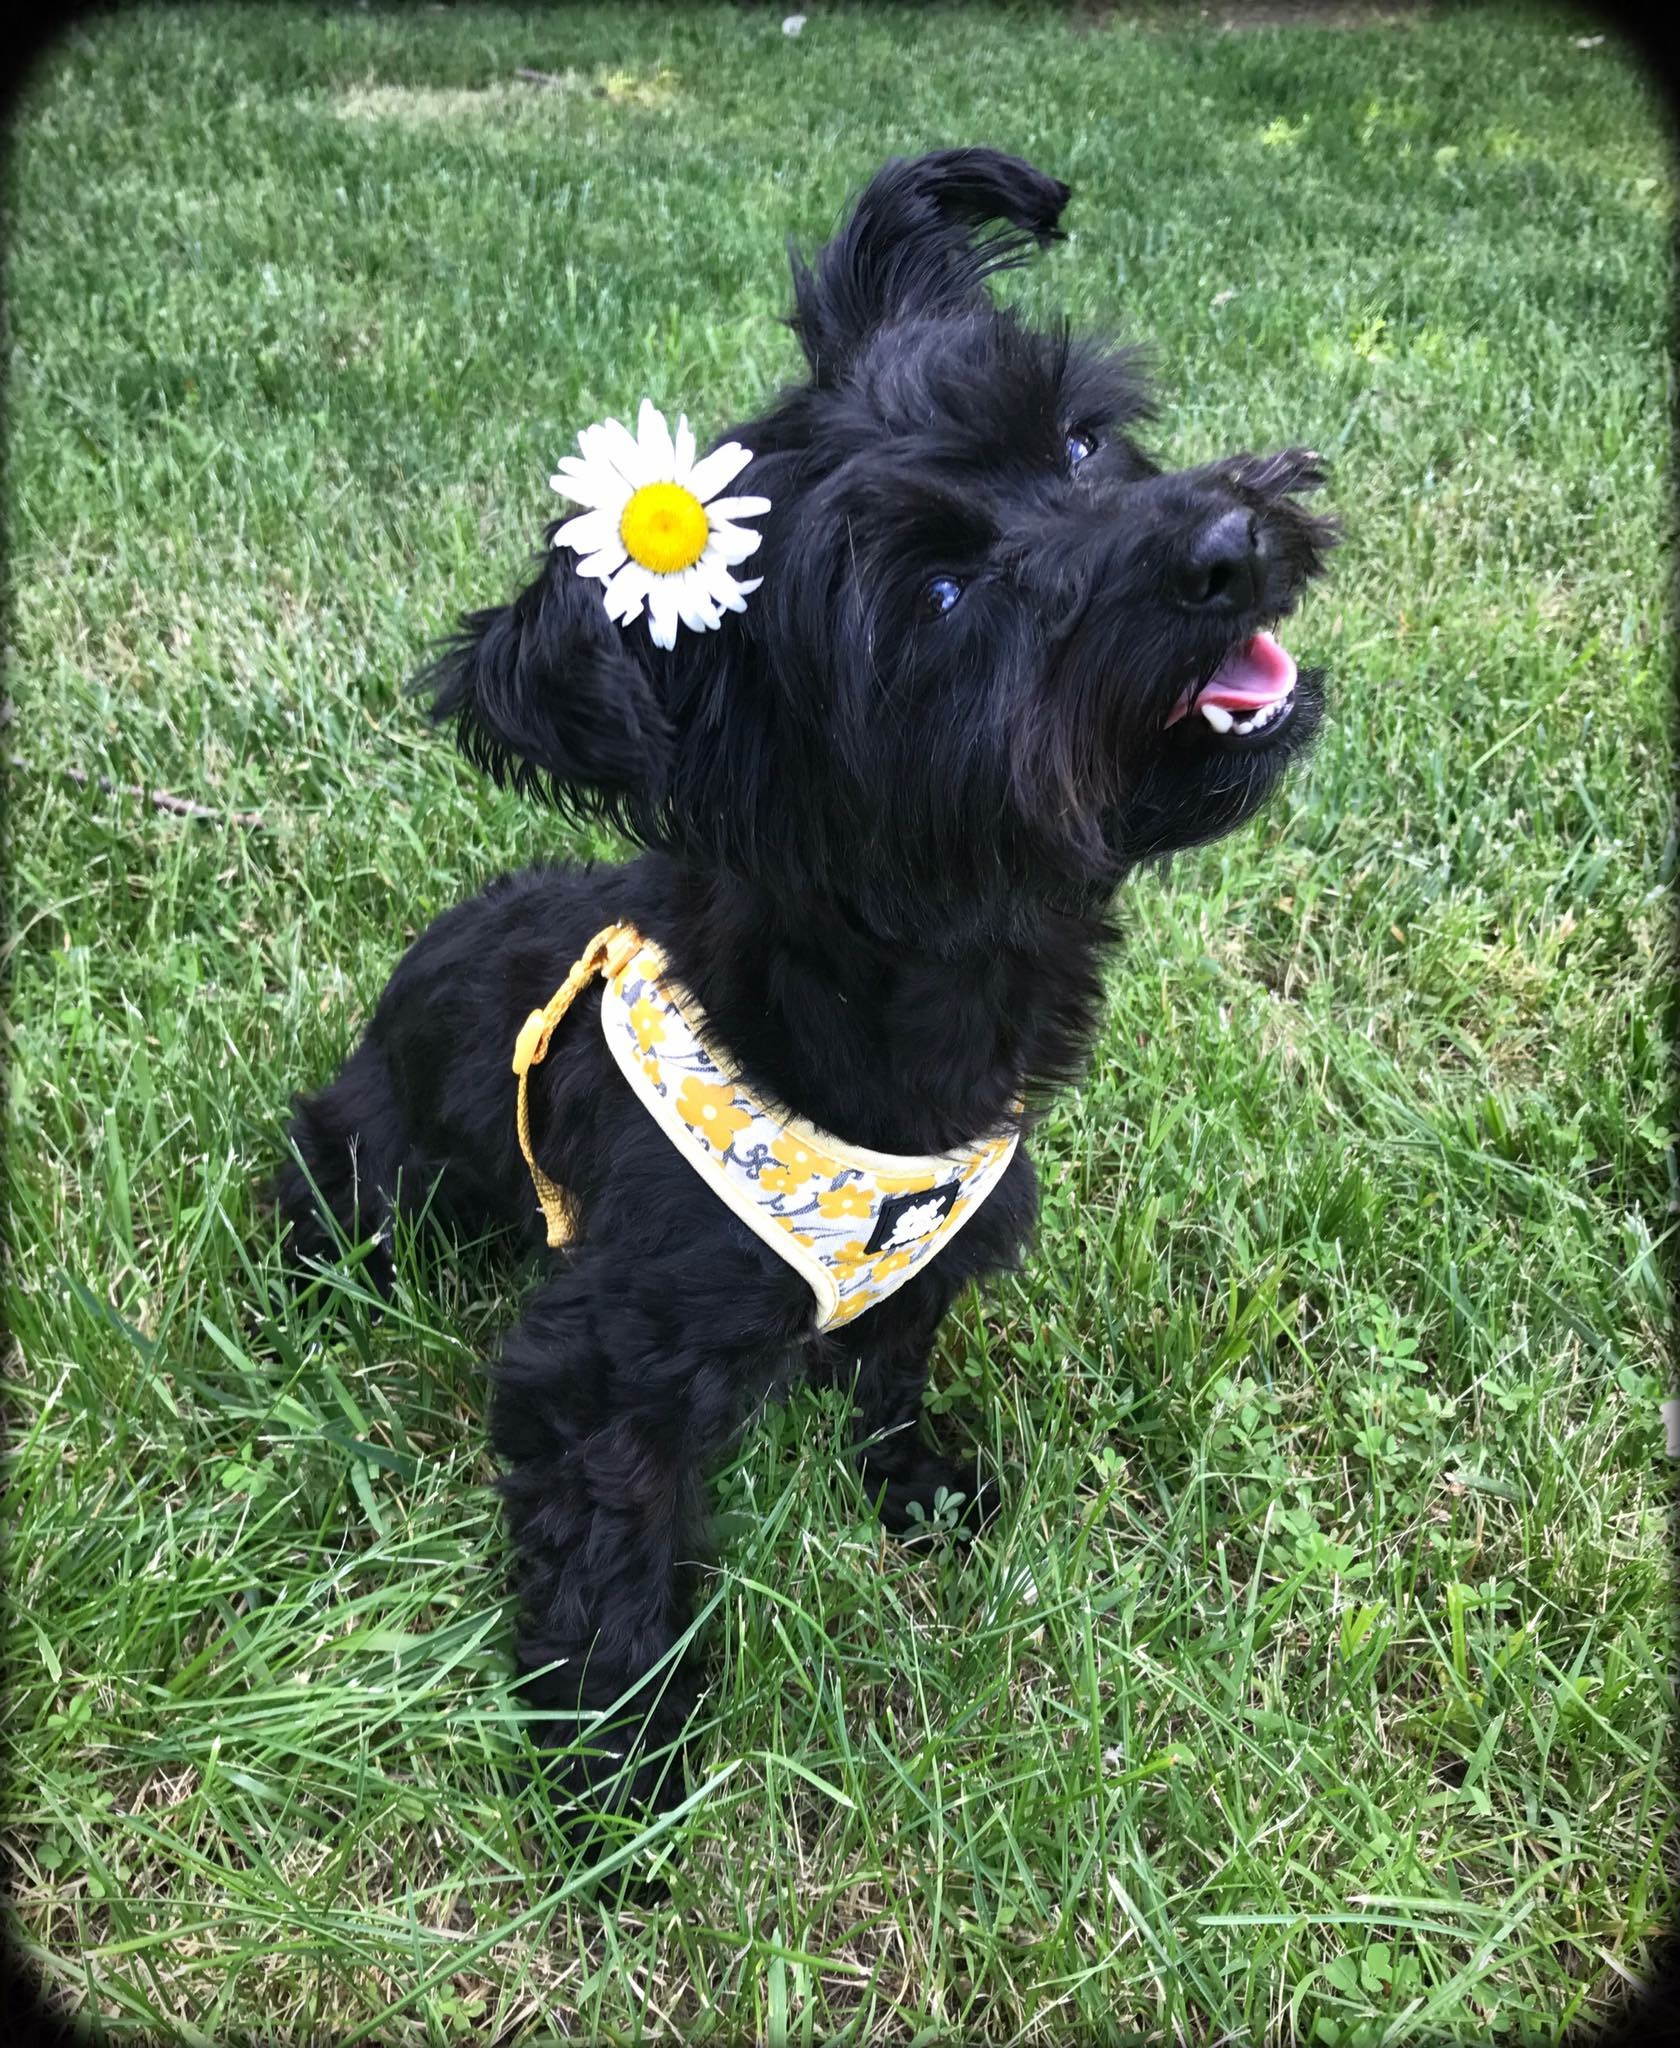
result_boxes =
[424,149,1336,935]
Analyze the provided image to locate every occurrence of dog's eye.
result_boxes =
[1066,430,1096,470]
[923,575,964,618]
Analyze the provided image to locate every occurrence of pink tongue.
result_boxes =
[1166,630,1297,723]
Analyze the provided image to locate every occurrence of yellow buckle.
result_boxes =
[512,1008,550,1078]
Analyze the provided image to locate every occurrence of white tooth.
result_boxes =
[1200,702,1234,733]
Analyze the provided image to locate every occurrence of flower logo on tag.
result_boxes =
[864,1181,961,1257]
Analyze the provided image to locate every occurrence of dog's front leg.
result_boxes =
[831,1147,1038,1536]
[834,1266,998,1536]
[488,1241,796,1825]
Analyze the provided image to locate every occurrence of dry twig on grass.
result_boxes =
[11,757,266,829]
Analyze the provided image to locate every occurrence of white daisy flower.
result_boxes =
[548,399,771,650]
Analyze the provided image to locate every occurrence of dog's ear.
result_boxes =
[788,148,1070,383]
[416,543,671,821]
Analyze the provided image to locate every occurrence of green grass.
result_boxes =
[3,3,1672,2040]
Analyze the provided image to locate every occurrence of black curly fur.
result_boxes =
[278,148,1336,1836]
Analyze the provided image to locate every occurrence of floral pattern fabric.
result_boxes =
[597,936,1020,1330]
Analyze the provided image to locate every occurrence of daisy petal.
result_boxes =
[576,543,629,583]
[573,423,615,472]
[549,459,624,511]
[637,399,676,476]
[685,442,755,503]
[588,416,655,490]
[702,522,763,568]
[671,566,726,629]
[673,412,696,480]
[647,581,680,650]
[553,509,619,554]
[560,452,628,511]
[603,560,653,620]
[601,562,649,624]
[702,495,771,523]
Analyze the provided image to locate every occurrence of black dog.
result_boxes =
[278,150,1334,1823]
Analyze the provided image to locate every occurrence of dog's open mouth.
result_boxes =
[1164,629,1298,745]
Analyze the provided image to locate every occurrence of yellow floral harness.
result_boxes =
[512,924,1020,1330]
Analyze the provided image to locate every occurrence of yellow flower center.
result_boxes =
[619,482,709,575]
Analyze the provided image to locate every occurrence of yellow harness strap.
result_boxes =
[510,920,640,1247]
[511,919,1020,1326]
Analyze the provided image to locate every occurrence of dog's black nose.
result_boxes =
[1175,509,1265,611]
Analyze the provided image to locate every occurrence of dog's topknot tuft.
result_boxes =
[788,147,1070,385]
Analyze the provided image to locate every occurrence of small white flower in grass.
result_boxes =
[549,399,770,649]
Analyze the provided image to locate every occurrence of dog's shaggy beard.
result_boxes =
[1102,662,1329,865]
[1003,447,1336,877]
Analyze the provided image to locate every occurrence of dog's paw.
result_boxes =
[513,1651,693,1866]
[514,1753,680,1904]
[865,1451,1000,1540]
[537,1727,684,1816]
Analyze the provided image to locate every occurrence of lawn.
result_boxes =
[3,3,1672,2041]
